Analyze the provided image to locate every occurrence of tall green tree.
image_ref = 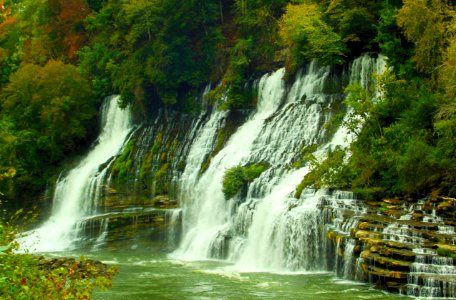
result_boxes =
[0,60,97,197]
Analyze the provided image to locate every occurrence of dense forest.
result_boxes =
[0,0,455,206]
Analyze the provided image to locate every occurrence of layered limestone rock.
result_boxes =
[325,196,456,296]
[78,195,181,250]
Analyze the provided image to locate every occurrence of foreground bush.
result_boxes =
[0,207,118,299]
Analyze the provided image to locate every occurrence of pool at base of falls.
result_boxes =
[50,247,409,300]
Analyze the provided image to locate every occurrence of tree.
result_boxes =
[278,2,346,70]
[440,17,456,99]
[396,0,453,76]
[0,60,97,197]
[325,0,379,56]
[375,2,415,77]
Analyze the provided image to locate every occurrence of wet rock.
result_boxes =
[37,256,112,279]
[383,198,402,205]
[79,207,181,248]
[385,240,413,250]
[151,195,178,208]
[361,251,411,269]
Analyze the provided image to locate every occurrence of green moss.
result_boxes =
[118,159,133,179]
[200,124,237,175]
[155,163,169,181]
[437,247,456,259]
[151,141,160,154]
[154,163,170,194]
[139,151,154,179]
[378,207,388,213]
[111,140,135,179]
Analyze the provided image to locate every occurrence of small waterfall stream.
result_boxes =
[21,96,133,252]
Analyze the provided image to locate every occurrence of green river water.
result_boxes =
[54,247,411,300]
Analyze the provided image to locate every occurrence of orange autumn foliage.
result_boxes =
[58,0,90,59]
[0,0,16,32]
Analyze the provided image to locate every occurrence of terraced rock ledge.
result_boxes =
[325,196,456,297]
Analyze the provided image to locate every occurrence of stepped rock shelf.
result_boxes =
[325,195,456,297]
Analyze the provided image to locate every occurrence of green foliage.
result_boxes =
[396,0,451,76]
[0,218,118,299]
[222,163,270,200]
[324,0,381,56]
[78,0,224,112]
[290,144,317,169]
[77,43,120,98]
[278,2,346,70]
[375,2,415,77]
[294,147,350,199]
[233,0,287,71]
[440,27,456,99]
[0,60,97,198]
[222,166,246,200]
[0,175,118,298]
[342,62,456,197]
[344,82,381,137]
[219,38,255,109]
[243,162,270,182]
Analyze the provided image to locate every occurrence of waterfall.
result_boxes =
[15,53,456,295]
[174,69,286,259]
[408,249,456,297]
[175,54,386,271]
[21,96,133,252]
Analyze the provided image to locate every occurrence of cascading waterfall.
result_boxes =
[175,54,386,272]
[175,69,286,259]
[399,201,456,297]
[408,249,456,297]
[21,96,133,252]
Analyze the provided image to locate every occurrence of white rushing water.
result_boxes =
[175,54,387,272]
[21,96,133,252]
[174,69,286,259]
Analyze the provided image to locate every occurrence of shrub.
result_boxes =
[222,166,246,200]
[222,163,270,200]
[0,202,118,299]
